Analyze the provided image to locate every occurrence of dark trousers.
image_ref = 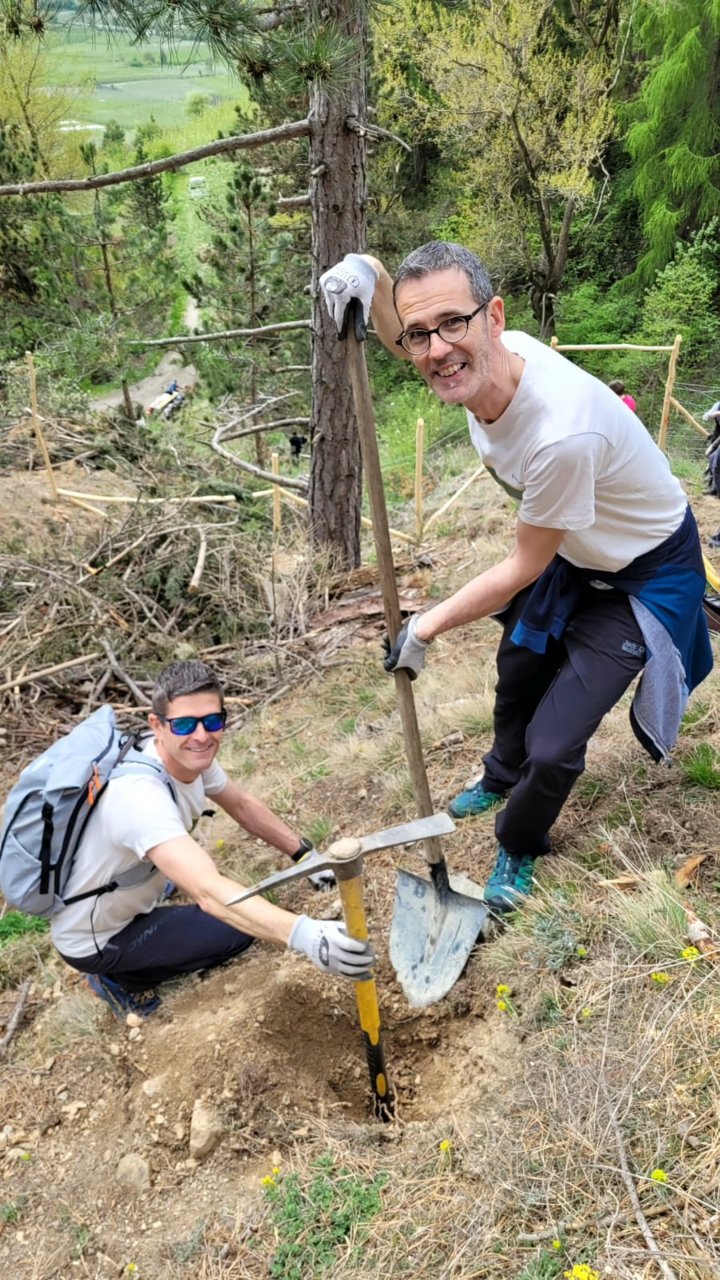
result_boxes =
[482,583,646,857]
[62,905,254,993]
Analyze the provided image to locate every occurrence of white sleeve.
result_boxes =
[201,759,228,796]
[520,435,606,530]
[103,776,188,858]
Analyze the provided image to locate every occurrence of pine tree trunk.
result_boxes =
[308,0,368,569]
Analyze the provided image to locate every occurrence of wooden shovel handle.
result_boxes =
[345,311,444,868]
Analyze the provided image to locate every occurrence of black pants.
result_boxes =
[62,905,254,993]
[482,583,646,857]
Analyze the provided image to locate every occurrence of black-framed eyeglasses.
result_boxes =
[159,710,227,736]
[395,301,490,355]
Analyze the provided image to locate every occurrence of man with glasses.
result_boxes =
[54,659,372,1019]
[320,242,711,914]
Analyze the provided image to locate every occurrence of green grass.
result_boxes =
[44,23,243,129]
[679,742,720,789]
[261,1155,388,1280]
[0,912,49,947]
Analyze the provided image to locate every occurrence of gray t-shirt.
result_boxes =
[51,740,227,958]
[466,332,686,571]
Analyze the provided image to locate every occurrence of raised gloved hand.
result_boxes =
[288,915,375,980]
[319,253,378,338]
[382,613,430,681]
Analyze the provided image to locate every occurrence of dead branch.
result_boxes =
[188,532,208,595]
[211,423,308,493]
[221,416,311,440]
[0,652,102,695]
[0,979,32,1060]
[100,641,147,707]
[606,1099,680,1280]
[0,119,312,197]
[127,318,312,348]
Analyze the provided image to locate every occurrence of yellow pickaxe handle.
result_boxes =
[336,867,394,1120]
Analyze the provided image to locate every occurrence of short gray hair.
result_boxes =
[152,660,224,716]
[393,241,493,310]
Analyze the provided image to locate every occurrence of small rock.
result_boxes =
[127,1027,142,1042]
[109,1044,120,1057]
[116,1152,151,1192]
[125,1013,142,1029]
[189,1100,225,1160]
[141,1075,166,1098]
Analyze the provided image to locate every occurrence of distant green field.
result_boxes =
[46,20,244,129]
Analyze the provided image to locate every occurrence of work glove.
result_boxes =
[295,846,336,891]
[319,253,378,338]
[288,915,375,980]
[382,613,430,681]
[291,838,336,890]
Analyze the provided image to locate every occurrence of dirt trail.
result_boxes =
[90,350,197,413]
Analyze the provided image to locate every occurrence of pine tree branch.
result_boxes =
[0,119,312,198]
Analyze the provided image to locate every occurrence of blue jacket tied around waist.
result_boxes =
[510,505,713,762]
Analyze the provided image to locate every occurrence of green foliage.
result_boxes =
[635,223,720,365]
[515,1249,567,1279]
[680,743,720,790]
[0,912,49,948]
[555,282,641,380]
[101,119,125,147]
[186,91,210,118]
[263,1155,388,1279]
[626,0,720,283]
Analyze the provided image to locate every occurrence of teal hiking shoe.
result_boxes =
[483,846,536,915]
[86,974,161,1021]
[448,780,504,820]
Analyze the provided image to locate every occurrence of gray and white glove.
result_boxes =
[383,613,430,681]
[296,846,336,891]
[319,253,378,337]
[288,915,375,980]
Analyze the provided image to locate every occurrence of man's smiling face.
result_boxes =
[394,267,500,415]
[149,691,224,783]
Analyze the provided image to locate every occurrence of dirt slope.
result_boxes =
[1,474,719,1280]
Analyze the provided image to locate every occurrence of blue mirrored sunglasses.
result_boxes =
[160,710,227,736]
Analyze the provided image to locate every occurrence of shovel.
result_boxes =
[226,813,454,1117]
[341,298,491,1007]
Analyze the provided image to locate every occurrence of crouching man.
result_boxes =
[54,660,371,1018]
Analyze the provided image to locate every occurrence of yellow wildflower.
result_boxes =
[216,838,225,850]
[439,1139,452,1152]
[651,971,671,984]
[650,1168,668,1183]
[272,1165,281,1176]
[563,1265,600,1280]
[552,1238,562,1250]
[580,1006,592,1019]
[681,946,700,961]
[496,983,511,997]
[576,945,588,958]
[261,1175,277,1188]
[496,999,508,1012]
[125,1267,138,1277]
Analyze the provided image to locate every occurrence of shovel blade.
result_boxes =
[389,868,492,1008]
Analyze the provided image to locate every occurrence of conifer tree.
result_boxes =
[626,0,720,283]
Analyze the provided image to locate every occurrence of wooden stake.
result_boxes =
[657,334,682,453]
[271,452,281,534]
[26,352,59,500]
[414,418,425,544]
[260,486,415,544]
[424,467,486,532]
[669,397,709,438]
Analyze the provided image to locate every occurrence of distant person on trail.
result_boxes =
[53,660,372,1020]
[320,242,712,915]
[608,379,636,412]
[289,432,308,462]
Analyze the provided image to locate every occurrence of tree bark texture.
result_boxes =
[308,0,368,569]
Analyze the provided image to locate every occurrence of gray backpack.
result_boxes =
[0,706,172,917]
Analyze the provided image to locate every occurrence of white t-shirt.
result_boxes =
[51,740,228,959]
[466,332,687,571]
